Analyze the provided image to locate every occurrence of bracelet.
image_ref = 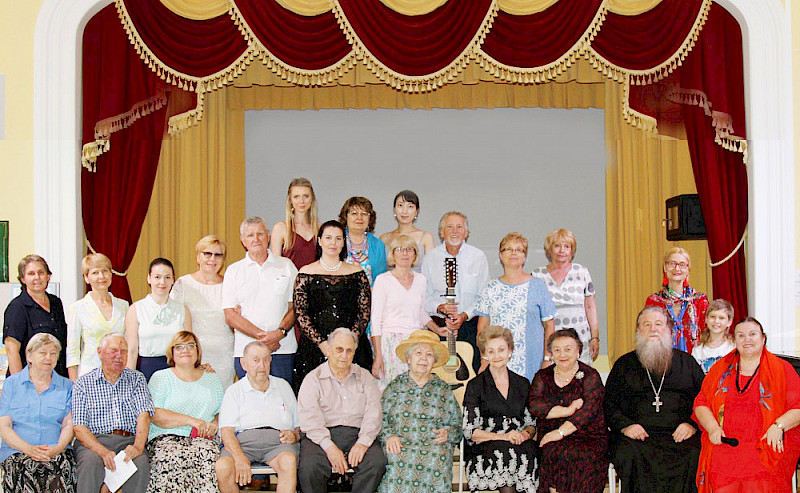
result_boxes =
[556,428,565,438]
[590,337,599,342]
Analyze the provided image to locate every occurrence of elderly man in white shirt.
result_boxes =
[215,341,300,493]
[223,216,298,385]
[421,211,489,373]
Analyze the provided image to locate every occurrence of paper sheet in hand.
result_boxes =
[104,450,137,491]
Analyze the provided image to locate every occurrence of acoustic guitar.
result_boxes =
[432,257,476,404]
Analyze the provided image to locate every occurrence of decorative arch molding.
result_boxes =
[33,0,795,350]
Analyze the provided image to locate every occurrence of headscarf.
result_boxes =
[694,348,787,492]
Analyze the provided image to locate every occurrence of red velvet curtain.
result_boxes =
[629,4,748,319]
[481,0,603,67]
[81,5,192,302]
[337,0,493,76]
[123,0,248,77]
[236,0,350,70]
[592,0,706,70]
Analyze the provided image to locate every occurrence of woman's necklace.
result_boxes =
[736,361,760,394]
[320,258,342,272]
[554,363,578,386]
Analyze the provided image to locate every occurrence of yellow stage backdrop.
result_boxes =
[127,59,711,366]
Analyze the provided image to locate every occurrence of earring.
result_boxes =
[662,273,668,286]
[683,277,690,288]
[393,214,397,219]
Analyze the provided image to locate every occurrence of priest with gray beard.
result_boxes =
[604,306,705,493]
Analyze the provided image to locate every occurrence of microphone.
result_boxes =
[720,437,738,447]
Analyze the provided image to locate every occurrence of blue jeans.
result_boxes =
[235,354,294,386]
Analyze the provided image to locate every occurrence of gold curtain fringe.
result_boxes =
[81,91,168,172]
[665,85,748,164]
[475,5,606,84]
[81,139,111,171]
[329,0,499,93]
[93,91,169,140]
[86,239,128,276]
[587,0,711,86]
[620,76,658,132]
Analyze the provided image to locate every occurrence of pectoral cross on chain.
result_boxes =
[652,395,663,412]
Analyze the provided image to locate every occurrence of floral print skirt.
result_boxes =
[146,434,220,493]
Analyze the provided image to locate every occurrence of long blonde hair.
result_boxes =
[284,178,319,251]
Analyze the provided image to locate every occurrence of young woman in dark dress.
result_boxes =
[529,328,608,493]
[292,220,371,393]
[270,177,319,269]
[462,325,538,493]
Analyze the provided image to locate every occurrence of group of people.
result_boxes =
[1,178,799,493]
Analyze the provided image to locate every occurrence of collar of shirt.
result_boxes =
[318,362,361,384]
[92,367,131,387]
[19,366,63,392]
[20,288,50,309]
[243,251,276,270]
[241,374,278,396]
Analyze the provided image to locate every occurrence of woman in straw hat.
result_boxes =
[378,330,462,493]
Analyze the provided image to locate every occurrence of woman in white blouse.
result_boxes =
[531,228,599,365]
[66,253,129,380]
[126,257,192,381]
[171,235,234,388]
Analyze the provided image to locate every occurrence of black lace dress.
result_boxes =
[292,271,372,392]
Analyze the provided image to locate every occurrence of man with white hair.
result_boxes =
[223,216,298,384]
[215,341,299,493]
[72,333,154,493]
[603,306,705,493]
[297,328,386,493]
[421,211,489,372]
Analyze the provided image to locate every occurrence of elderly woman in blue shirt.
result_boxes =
[0,333,75,492]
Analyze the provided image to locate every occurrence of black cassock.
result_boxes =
[603,350,705,493]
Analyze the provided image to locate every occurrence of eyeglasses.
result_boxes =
[348,210,370,217]
[173,343,197,352]
[201,252,224,259]
[393,247,416,254]
[501,248,526,255]
[666,260,689,270]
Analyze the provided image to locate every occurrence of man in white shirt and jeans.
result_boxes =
[223,216,298,385]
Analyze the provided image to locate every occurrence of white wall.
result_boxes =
[244,107,608,353]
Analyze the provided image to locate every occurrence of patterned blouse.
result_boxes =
[379,373,462,493]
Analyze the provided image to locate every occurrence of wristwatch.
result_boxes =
[776,421,785,431]
[278,327,288,338]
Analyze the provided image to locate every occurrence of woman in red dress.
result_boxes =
[694,317,800,493]
[270,177,319,269]
[645,247,708,353]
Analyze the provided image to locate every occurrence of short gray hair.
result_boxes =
[328,327,359,348]
[98,333,126,350]
[26,333,61,355]
[243,341,271,358]
[437,211,469,242]
[404,342,431,363]
[240,216,268,236]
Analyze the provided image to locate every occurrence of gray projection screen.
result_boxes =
[245,107,608,356]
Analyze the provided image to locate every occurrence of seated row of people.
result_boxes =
[5,305,798,493]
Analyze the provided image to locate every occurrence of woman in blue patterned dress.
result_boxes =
[476,233,557,381]
[379,330,462,493]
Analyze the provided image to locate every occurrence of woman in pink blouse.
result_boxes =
[370,235,441,388]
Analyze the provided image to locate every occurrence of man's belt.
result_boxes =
[110,429,134,437]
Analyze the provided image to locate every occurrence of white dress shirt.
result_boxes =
[421,242,489,319]
[222,252,298,356]
[218,375,299,432]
